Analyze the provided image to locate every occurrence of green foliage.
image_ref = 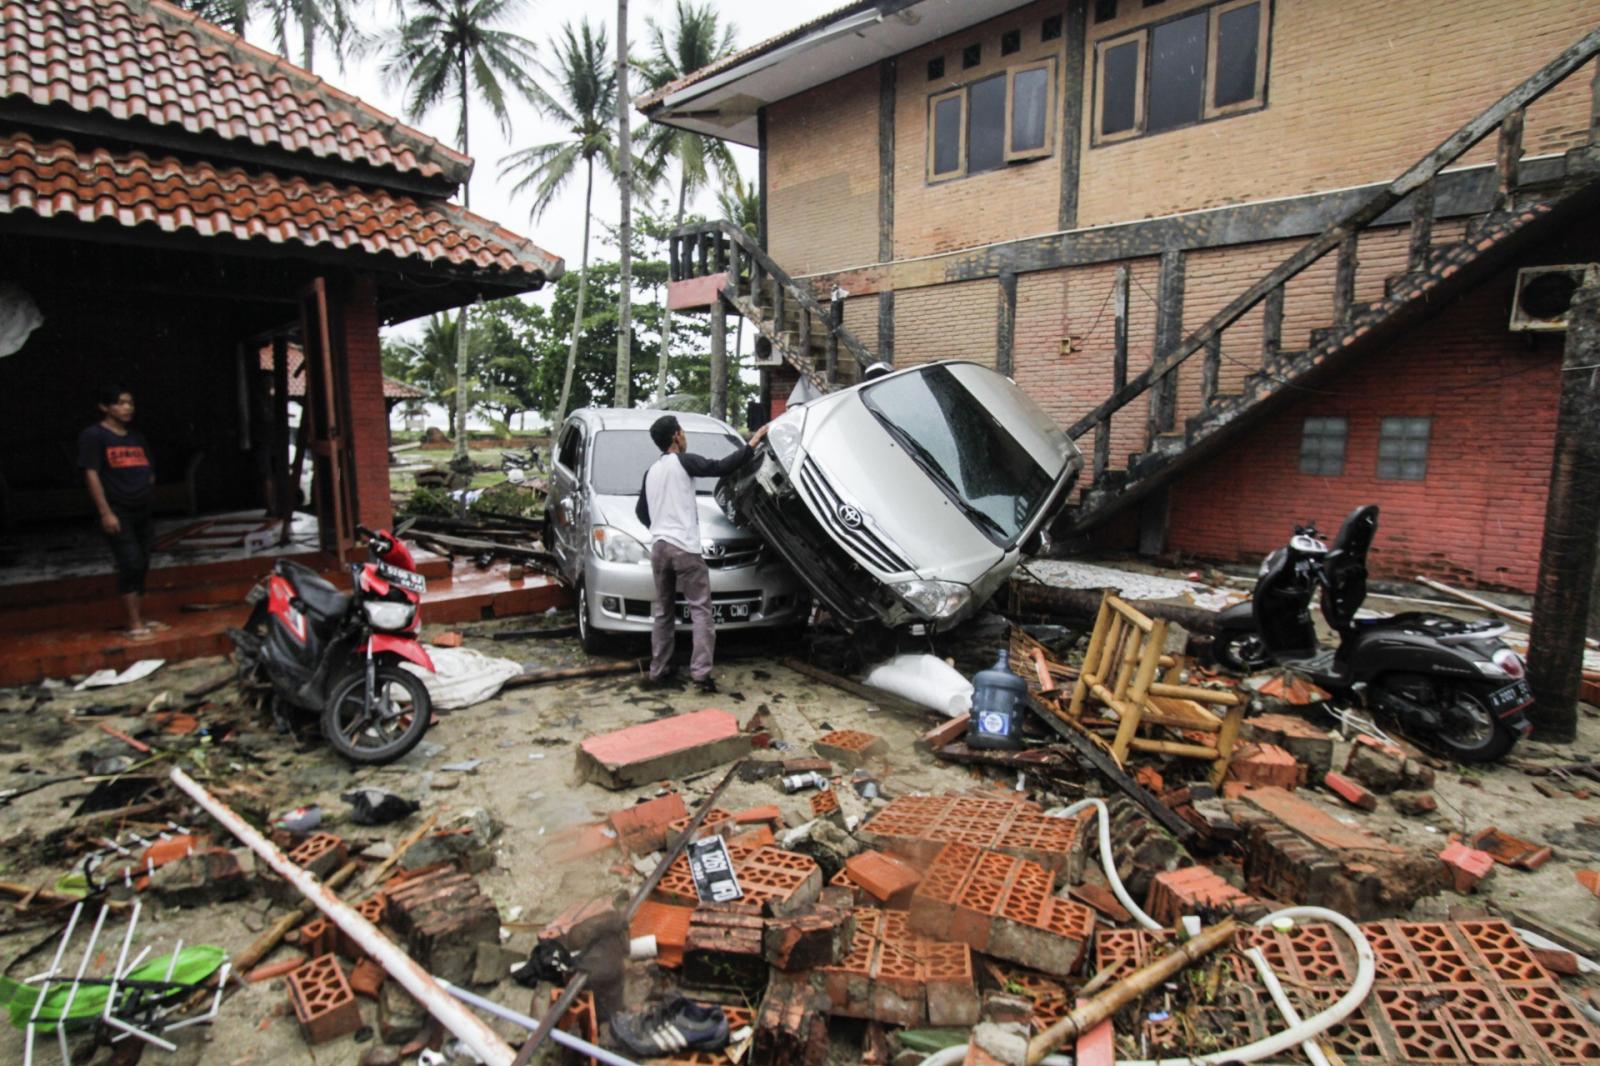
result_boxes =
[637,2,740,209]
[402,486,454,517]
[469,479,540,519]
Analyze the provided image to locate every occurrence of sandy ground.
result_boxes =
[3,592,1599,1064]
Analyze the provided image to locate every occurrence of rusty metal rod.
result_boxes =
[169,767,516,1066]
[625,759,745,922]
[511,972,589,1066]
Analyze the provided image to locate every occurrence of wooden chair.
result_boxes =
[1066,591,1245,786]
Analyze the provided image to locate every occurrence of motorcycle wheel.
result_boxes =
[1214,632,1271,674]
[1430,685,1517,763]
[322,664,431,764]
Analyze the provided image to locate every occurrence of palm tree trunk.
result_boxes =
[300,0,315,71]
[555,161,594,426]
[453,63,472,465]
[613,0,633,407]
[655,174,687,404]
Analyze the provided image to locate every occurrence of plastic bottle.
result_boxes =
[966,649,1027,750]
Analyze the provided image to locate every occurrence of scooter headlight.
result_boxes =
[363,600,416,632]
[892,579,971,621]
[765,418,803,472]
[592,525,650,565]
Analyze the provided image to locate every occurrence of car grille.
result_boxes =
[703,546,761,570]
[796,460,911,574]
[742,473,885,626]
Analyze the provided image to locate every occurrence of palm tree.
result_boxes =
[260,0,354,72]
[176,0,247,33]
[501,20,621,428]
[639,1,739,401]
[377,0,538,468]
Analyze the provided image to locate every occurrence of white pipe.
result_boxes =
[169,768,517,1066]
[1046,799,1163,930]
[439,979,642,1066]
[1246,946,1331,1066]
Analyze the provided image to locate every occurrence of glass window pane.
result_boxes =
[1011,67,1050,152]
[1148,11,1206,132]
[590,430,742,496]
[1299,417,1346,476]
[933,95,962,174]
[1377,417,1429,480]
[1213,3,1260,108]
[1101,40,1139,135]
[968,74,1007,173]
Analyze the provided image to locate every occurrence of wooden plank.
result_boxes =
[879,57,896,262]
[1058,0,1088,230]
[997,271,1018,376]
[1201,335,1220,409]
[1149,251,1186,439]
[1496,106,1526,210]
[1407,178,1436,273]
[1334,232,1358,326]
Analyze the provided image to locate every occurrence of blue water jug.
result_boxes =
[967,649,1027,750]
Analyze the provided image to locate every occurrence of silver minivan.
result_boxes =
[721,361,1082,633]
[545,408,808,652]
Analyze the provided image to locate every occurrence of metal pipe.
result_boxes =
[439,979,641,1066]
[169,768,516,1066]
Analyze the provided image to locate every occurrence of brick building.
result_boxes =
[644,0,1600,592]
[0,0,561,557]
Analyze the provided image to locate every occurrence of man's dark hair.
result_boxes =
[650,415,681,453]
[95,383,131,407]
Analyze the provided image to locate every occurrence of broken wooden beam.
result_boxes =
[1009,582,1220,633]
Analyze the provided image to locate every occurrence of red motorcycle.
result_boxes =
[229,526,434,763]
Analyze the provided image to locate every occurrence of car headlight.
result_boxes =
[765,419,803,472]
[363,600,416,631]
[592,525,650,565]
[892,579,971,620]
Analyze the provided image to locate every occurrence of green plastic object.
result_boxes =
[4,945,226,1033]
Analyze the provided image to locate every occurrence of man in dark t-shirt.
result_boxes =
[78,384,162,640]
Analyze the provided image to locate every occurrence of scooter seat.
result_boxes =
[277,560,351,620]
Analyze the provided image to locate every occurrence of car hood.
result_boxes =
[592,494,759,549]
[795,396,1004,581]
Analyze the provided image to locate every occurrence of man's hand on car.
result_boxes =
[749,423,771,447]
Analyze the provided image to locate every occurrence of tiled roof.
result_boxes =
[259,343,426,400]
[0,131,563,280]
[3,0,470,186]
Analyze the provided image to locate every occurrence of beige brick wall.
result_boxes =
[1077,0,1598,226]
[766,66,880,275]
[892,0,1068,259]
[894,279,1000,368]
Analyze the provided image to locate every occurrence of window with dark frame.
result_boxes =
[1299,417,1347,477]
[963,43,982,68]
[928,57,1056,181]
[1094,0,1118,22]
[1042,14,1063,41]
[927,55,945,81]
[1377,417,1431,480]
[1001,29,1021,55]
[1094,0,1269,144]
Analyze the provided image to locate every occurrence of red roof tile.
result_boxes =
[4,0,470,186]
[259,343,425,400]
[0,131,562,280]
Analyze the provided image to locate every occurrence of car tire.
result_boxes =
[576,581,610,656]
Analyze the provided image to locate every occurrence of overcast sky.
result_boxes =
[239,0,842,310]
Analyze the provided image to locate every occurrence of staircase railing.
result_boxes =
[669,221,876,391]
[1069,24,1600,485]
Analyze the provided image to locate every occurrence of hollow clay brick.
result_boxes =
[813,729,889,768]
[287,953,361,1045]
[630,900,694,968]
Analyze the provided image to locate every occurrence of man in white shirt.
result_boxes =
[635,415,769,692]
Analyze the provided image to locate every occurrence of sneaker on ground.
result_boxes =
[694,676,718,694]
[610,996,729,1057]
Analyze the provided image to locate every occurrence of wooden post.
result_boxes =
[1149,251,1185,439]
[710,295,728,424]
[1528,280,1600,742]
[1201,334,1220,409]
[1590,55,1600,146]
[997,271,1018,376]
[271,334,290,517]
[1261,284,1284,365]
[1496,107,1526,211]
[798,304,811,363]
[826,294,843,384]
[1334,232,1358,327]
[1407,178,1436,272]
[1094,265,1131,480]
[668,234,680,282]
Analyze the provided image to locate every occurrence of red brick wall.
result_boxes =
[1165,276,1563,592]
[340,275,392,531]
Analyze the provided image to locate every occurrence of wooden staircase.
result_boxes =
[668,222,876,394]
[1064,25,1600,535]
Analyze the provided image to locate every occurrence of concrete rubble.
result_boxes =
[3,567,1600,1066]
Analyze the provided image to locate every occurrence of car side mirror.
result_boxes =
[1021,529,1052,557]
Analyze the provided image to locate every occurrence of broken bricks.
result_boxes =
[814,909,980,1027]
[764,903,856,970]
[577,708,753,789]
[813,729,888,768]
[287,953,362,1045]
[682,901,768,996]
[858,794,1087,879]
[384,865,502,984]
[1344,734,1435,793]
[753,973,831,1066]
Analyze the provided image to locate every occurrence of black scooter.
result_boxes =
[1212,504,1533,762]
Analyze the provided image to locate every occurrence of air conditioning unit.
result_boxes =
[1508,263,1598,332]
[747,335,785,367]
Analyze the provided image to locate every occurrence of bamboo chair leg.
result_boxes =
[1210,701,1246,787]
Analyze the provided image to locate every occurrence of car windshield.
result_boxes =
[860,363,1074,546]
[589,429,743,496]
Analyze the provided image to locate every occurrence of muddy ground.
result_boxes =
[3,594,1600,1065]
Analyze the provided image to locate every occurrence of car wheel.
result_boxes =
[576,581,609,656]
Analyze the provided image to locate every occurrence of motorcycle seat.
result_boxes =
[276,559,351,620]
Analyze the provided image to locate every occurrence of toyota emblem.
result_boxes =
[703,543,726,558]
[837,504,863,529]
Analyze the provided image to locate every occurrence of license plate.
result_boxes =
[678,600,755,625]
[1488,678,1533,715]
[378,562,426,594]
